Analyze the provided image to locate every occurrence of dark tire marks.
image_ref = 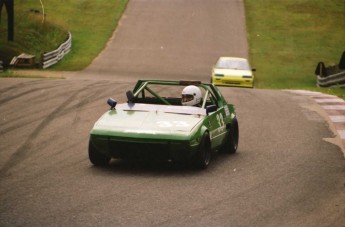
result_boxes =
[0,81,108,177]
[0,80,65,105]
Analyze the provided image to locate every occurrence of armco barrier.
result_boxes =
[317,71,345,88]
[315,51,345,88]
[41,32,72,69]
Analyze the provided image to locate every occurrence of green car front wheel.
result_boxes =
[194,132,212,169]
[88,141,111,166]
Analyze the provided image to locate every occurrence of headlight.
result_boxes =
[215,74,224,77]
[242,75,252,78]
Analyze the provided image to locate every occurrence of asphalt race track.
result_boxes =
[1,0,344,226]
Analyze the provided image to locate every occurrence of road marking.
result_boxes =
[329,116,345,123]
[287,90,345,154]
[315,98,345,103]
[322,105,345,110]
[289,90,336,98]
[338,130,345,139]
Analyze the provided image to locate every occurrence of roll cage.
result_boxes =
[129,80,225,108]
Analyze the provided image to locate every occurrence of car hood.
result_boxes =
[213,68,252,77]
[91,103,205,138]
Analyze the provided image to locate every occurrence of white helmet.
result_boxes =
[181,85,202,106]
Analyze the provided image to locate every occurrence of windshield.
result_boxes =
[216,58,250,70]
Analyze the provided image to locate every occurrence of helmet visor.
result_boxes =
[182,94,194,103]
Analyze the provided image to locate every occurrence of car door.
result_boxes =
[205,89,228,149]
[208,106,228,149]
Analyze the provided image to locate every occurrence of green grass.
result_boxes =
[0,0,344,98]
[0,0,128,70]
[244,0,345,98]
[0,2,68,64]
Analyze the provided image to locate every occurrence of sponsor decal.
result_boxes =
[124,130,157,134]
[156,121,190,128]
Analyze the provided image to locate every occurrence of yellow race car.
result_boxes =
[211,57,256,88]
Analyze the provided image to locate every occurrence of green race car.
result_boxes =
[89,80,239,169]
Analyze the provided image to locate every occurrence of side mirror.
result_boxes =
[206,105,217,115]
[107,98,117,110]
[126,90,135,103]
[252,68,256,72]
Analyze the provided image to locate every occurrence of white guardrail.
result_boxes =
[317,71,345,88]
[41,32,72,69]
[315,51,345,88]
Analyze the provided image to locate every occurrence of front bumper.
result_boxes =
[90,135,199,161]
[212,75,254,88]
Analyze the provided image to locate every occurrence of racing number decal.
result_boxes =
[157,121,189,128]
[210,112,226,141]
[216,113,225,127]
[174,121,190,127]
[157,121,172,128]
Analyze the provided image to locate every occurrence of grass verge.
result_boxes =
[1,0,344,98]
[0,0,128,70]
[244,0,345,99]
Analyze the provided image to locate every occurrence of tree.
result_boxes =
[0,0,14,41]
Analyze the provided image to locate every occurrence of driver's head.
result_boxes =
[181,85,202,106]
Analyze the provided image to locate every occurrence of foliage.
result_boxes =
[0,0,128,70]
[244,0,345,98]
[0,0,344,98]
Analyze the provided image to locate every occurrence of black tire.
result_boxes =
[222,117,239,154]
[194,132,212,169]
[88,141,110,166]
